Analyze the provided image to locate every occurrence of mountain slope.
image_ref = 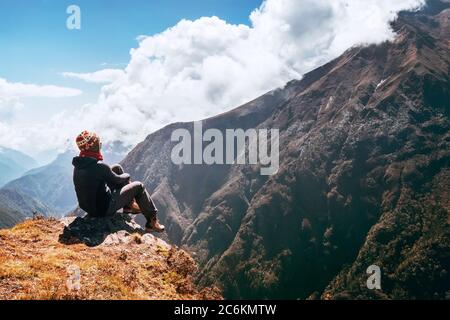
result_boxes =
[0,215,221,299]
[0,188,51,229]
[121,0,450,299]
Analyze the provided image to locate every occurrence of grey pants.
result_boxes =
[107,164,158,225]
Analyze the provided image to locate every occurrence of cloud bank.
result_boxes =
[0,0,425,156]
[62,69,125,84]
[0,78,82,120]
[0,78,81,98]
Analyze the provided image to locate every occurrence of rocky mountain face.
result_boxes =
[0,215,221,299]
[121,0,450,300]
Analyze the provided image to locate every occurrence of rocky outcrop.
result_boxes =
[0,216,221,299]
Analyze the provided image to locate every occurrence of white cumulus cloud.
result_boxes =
[0,77,82,121]
[0,96,24,120]
[0,78,82,98]
[0,0,425,156]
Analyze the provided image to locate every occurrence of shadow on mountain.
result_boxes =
[58,213,143,247]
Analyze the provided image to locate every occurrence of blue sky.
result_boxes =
[0,0,262,124]
[0,0,262,83]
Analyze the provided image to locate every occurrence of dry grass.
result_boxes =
[0,217,222,300]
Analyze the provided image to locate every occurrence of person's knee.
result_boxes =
[131,181,145,192]
[111,164,124,175]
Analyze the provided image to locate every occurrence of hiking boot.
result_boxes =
[123,200,141,214]
[145,217,165,233]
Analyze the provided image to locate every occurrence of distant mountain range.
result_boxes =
[0,146,38,187]
[3,152,77,216]
[0,147,53,229]
[121,0,450,299]
[1,141,130,221]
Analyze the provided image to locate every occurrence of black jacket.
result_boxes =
[72,157,130,216]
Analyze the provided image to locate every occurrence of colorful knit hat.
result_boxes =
[75,130,101,152]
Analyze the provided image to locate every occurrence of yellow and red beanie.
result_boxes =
[75,130,101,152]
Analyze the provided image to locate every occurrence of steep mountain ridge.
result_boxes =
[122,0,449,299]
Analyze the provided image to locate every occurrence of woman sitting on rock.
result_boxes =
[72,130,165,233]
